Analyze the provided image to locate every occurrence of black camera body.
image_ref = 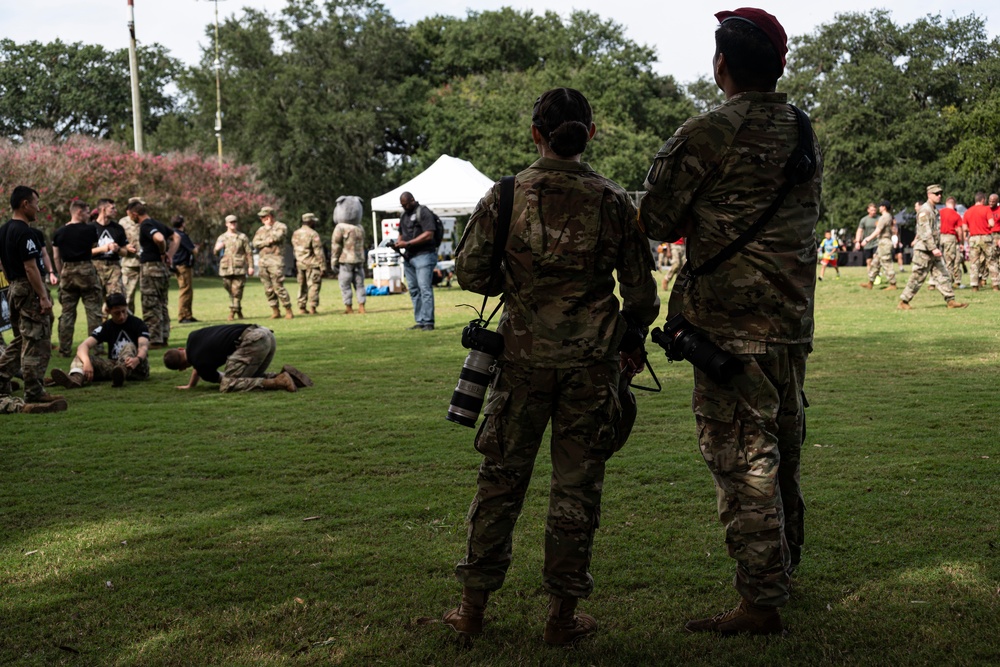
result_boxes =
[447,321,506,427]
[651,314,743,384]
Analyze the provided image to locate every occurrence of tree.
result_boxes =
[784,10,1000,225]
[0,39,181,142]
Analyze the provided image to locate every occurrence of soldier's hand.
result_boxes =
[248,267,255,276]
[83,365,94,382]
[932,248,942,257]
[124,357,140,370]
[39,294,52,315]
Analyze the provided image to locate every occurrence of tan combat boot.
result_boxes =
[285,307,294,319]
[270,306,281,319]
[50,369,83,389]
[947,300,969,309]
[442,587,489,636]
[344,304,354,314]
[543,595,597,646]
[281,365,313,388]
[859,281,873,289]
[310,307,318,314]
[22,398,69,414]
[883,284,897,290]
[227,310,235,321]
[299,307,309,315]
[358,303,366,314]
[993,285,999,291]
[897,300,912,310]
[262,372,297,392]
[684,598,783,636]
[972,285,980,292]
[26,391,67,404]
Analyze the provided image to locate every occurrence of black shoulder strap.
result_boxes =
[689,105,815,278]
[480,176,516,321]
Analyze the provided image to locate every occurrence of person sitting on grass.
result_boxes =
[163,323,313,393]
[50,293,151,389]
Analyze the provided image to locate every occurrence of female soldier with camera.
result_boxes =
[443,87,659,645]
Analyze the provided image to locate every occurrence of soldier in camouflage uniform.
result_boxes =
[661,238,686,290]
[252,206,293,319]
[214,215,254,320]
[898,185,967,310]
[640,8,820,636]
[292,213,325,314]
[130,200,181,346]
[53,200,106,357]
[164,323,311,393]
[859,200,897,290]
[444,88,659,646]
[330,196,367,314]
[91,199,131,300]
[119,199,143,313]
[0,186,64,406]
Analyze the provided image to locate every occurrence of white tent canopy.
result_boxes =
[370,154,495,216]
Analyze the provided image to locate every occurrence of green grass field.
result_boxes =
[2,267,998,666]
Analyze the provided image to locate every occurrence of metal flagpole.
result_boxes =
[127,0,144,154]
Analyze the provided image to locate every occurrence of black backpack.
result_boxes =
[422,206,444,247]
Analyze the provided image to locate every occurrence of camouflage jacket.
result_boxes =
[456,157,659,368]
[292,226,326,269]
[252,221,287,267]
[874,212,894,240]
[913,202,940,253]
[119,215,141,268]
[330,222,366,265]
[639,91,823,345]
[216,230,252,276]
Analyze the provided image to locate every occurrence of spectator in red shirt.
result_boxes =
[939,197,965,288]
[963,192,998,291]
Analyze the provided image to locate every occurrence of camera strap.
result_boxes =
[479,175,516,325]
[686,105,816,280]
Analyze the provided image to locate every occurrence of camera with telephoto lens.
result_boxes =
[446,321,505,427]
[651,314,744,384]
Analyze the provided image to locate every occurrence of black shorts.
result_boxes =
[863,247,876,261]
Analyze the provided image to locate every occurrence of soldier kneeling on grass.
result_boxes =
[50,293,151,389]
[163,323,313,393]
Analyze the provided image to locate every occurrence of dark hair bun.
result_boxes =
[548,121,590,157]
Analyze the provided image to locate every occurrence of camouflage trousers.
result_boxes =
[901,250,954,303]
[663,245,686,290]
[990,234,1000,285]
[140,262,171,345]
[0,279,53,401]
[296,265,323,310]
[940,234,962,286]
[222,276,247,314]
[455,360,620,599]
[70,343,149,384]
[338,263,366,306]
[867,238,897,285]
[219,325,277,393]
[122,261,140,312]
[58,262,104,356]
[968,235,997,288]
[693,339,808,608]
[175,265,194,320]
[94,260,125,299]
[258,260,291,309]
[0,395,27,413]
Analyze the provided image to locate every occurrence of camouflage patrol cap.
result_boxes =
[224,214,238,223]
[301,212,318,223]
[257,206,275,217]
[715,7,788,69]
[926,184,943,195]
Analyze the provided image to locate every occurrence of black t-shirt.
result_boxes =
[53,223,99,262]
[91,314,150,360]
[173,229,195,267]
[139,218,174,263]
[0,219,42,280]
[91,221,128,261]
[185,324,251,384]
[399,205,436,258]
[31,228,48,275]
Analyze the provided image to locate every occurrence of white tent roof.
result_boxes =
[371,154,495,216]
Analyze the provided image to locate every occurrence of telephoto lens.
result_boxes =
[447,322,505,427]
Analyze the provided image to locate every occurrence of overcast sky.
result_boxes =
[3,1,997,85]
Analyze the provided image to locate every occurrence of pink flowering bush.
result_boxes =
[0,132,276,241]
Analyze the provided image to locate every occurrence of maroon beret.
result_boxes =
[715,7,788,70]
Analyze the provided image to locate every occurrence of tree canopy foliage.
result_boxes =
[2,5,1000,231]
[784,10,1000,227]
